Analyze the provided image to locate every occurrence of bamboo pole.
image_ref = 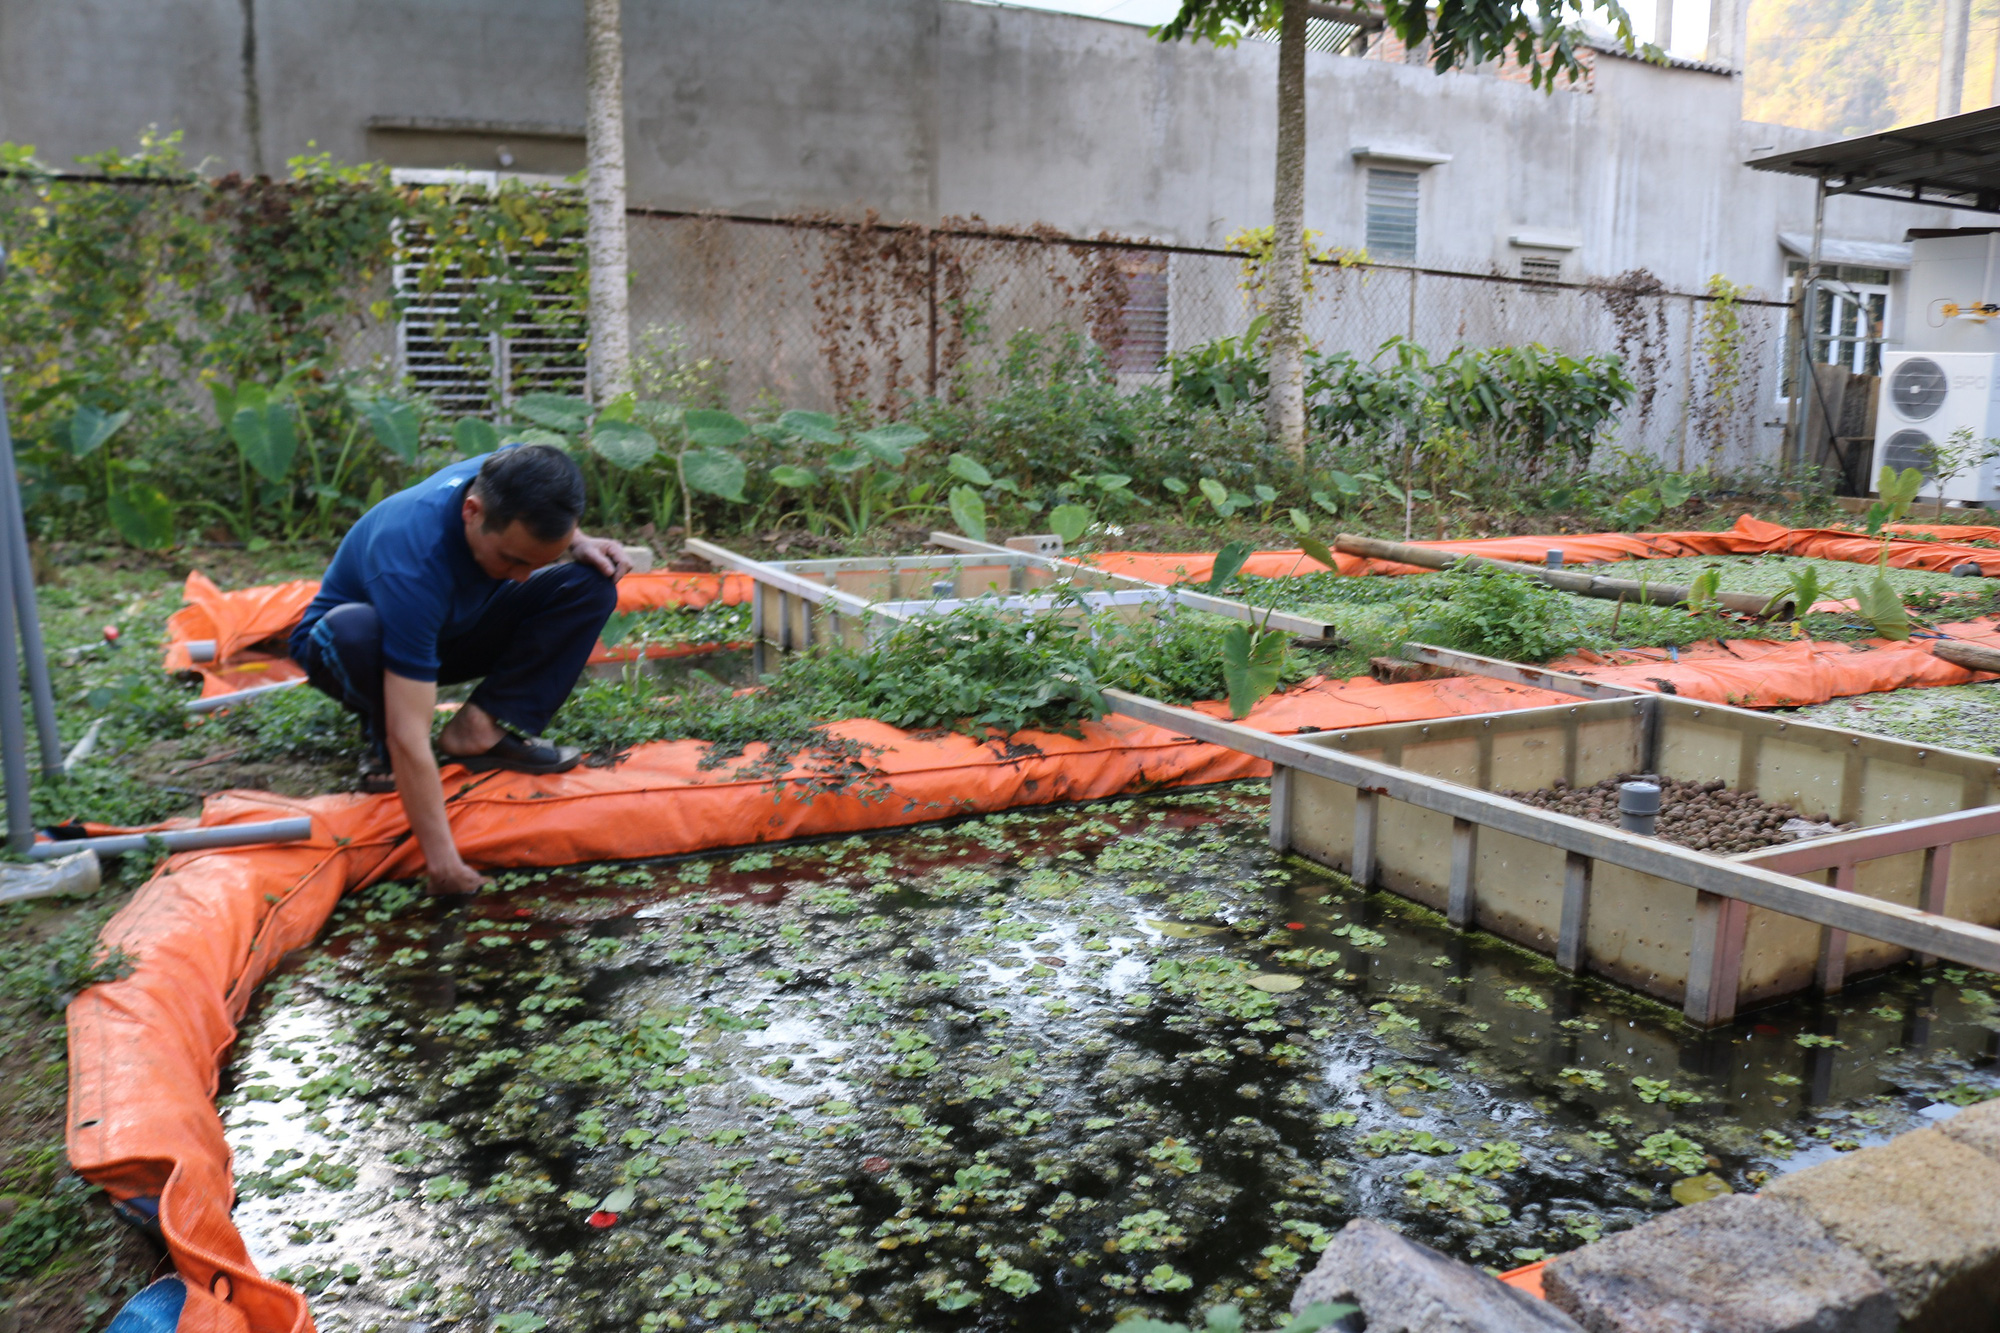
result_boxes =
[1331,533,1786,618]
[1932,639,2000,675]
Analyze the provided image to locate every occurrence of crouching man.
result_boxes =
[290,443,629,895]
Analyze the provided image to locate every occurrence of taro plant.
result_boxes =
[204,364,428,543]
[508,391,749,533]
[53,399,173,550]
[1850,465,1925,641]
[763,411,933,536]
[1208,532,1340,718]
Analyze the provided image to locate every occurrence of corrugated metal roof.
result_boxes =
[1747,105,2000,213]
[1776,232,1912,269]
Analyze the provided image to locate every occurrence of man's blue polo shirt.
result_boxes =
[289,454,503,682]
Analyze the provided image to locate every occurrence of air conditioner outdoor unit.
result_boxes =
[1872,350,2000,504]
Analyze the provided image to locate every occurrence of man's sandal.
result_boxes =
[358,753,397,795]
[447,730,583,777]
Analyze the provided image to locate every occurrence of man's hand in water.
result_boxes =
[569,533,632,579]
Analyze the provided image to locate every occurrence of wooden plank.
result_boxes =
[1558,851,1592,973]
[1399,643,1650,700]
[1103,687,2000,973]
[1269,765,1293,853]
[1447,817,1476,929]
[1684,891,1750,1027]
[928,531,1340,640]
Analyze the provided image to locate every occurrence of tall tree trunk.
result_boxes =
[585,0,633,402]
[1264,0,1309,462]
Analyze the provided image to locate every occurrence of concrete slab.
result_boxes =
[1763,1127,2000,1331]
[1936,1095,2000,1163]
[1290,1217,1582,1332]
[1541,1194,1895,1333]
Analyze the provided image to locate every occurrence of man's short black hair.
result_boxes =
[472,443,585,542]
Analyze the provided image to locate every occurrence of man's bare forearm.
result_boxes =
[383,671,484,893]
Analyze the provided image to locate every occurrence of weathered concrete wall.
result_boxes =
[1,0,1978,302]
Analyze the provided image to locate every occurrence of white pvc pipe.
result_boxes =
[28,816,314,861]
[184,677,309,713]
[186,639,217,663]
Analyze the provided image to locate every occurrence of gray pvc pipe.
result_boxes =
[0,387,60,778]
[0,480,28,856]
[28,815,315,861]
[185,677,309,713]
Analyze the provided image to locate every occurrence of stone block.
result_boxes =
[1289,1217,1582,1332]
[1541,1193,1894,1333]
[619,543,657,574]
[1937,1095,2000,1164]
[1763,1126,2000,1331]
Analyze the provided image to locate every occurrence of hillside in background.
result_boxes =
[1746,0,2000,134]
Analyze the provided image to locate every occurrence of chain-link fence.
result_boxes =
[0,170,1791,473]
[618,211,1792,473]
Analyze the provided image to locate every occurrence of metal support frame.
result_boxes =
[0,370,61,852]
[1788,174,1827,476]
[927,532,1341,640]
[1105,687,2000,1003]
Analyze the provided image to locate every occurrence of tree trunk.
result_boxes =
[585,0,633,402]
[1264,0,1309,462]
[1939,0,1973,119]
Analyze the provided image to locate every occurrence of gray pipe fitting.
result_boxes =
[1618,780,1661,836]
[1952,561,1984,578]
[1545,549,1565,570]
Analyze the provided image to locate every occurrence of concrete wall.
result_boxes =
[2,0,1980,301]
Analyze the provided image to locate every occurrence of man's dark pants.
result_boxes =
[294,563,618,762]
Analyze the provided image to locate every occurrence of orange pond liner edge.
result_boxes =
[83,517,2000,1330]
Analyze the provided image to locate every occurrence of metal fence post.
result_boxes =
[0,382,61,777]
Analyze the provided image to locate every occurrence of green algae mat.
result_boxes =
[219,786,2000,1333]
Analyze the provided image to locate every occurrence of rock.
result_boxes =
[1541,1194,1895,1333]
[1936,1095,2000,1164]
[618,543,656,574]
[1763,1127,2000,1331]
[1289,1217,1583,1332]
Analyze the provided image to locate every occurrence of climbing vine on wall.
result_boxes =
[1695,274,1755,460]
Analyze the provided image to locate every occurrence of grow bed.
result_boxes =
[219,786,2000,1333]
[1497,776,1850,856]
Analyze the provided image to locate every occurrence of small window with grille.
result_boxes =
[1365,169,1420,261]
[390,171,588,419]
[1104,253,1170,373]
[1520,254,1563,282]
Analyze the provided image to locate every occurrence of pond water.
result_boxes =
[221,783,2000,1333]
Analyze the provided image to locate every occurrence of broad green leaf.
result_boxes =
[947,453,995,487]
[777,409,844,447]
[1198,476,1231,515]
[825,448,871,477]
[948,485,988,541]
[855,423,928,460]
[598,1185,637,1214]
[598,611,636,649]
[1161,477,1189,495]
[684,409,749,448]
[1096,473,1132,491]
[1207,539,1254,591]
[1298,535,1339,572]
[1658,473,1696,510]
[1879,464,1923,512]
[682,448,747,502]
[364,399,422,464]
[1222,623,1287,719]
[492,1316,549,1333]
[1249,973,1303,993]
[1253,484,1278,503]
[1283,1304,1363,1333]
[230,403,298,483]
[454,416,500,455]
[634,400,685,433]
[510,427,572,450]
[589,419,659,470]
[206,381,237,426]
[1329,470,1363,497]
[1310,489,1341,515]
[68,404,130,458]
[1048,503,1091,545]
[1851,571,1910,640]
[108,483,173,550]
[769,464,819,488]
[512,393,590,433]
[1289,507,1312,533]
[596,391,637,424]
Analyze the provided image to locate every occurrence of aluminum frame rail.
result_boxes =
[1102,687,2000,1024]
[926,533,1341,640]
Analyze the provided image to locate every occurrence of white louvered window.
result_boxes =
[390,170,588,417]
[1365,168,1420,261]
[1106,253,1170,372]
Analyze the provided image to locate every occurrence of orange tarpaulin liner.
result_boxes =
[163,569,755,697]
[88,520,2000,1329]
